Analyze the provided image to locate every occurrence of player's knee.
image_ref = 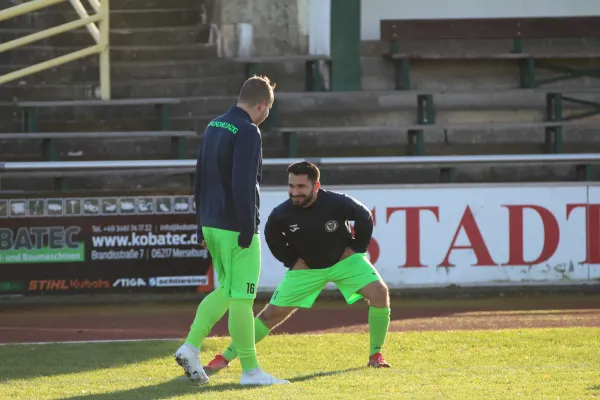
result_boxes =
[380,282,391,307]
[365,280,390,308]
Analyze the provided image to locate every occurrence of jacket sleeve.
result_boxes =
[340,194,373,253]
[232,126,262,247]
[264,212,298,268]
[193,141,204,243]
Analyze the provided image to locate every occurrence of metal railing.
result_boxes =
[1,154,598,191]
[2,153,600,173]
[0,0,111,99]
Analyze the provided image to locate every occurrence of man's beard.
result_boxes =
[290,192,313,207]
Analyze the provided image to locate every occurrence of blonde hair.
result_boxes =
[238,75,276,106]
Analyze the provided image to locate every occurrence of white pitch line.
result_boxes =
[0,326,184,334]
[0,338,181,346]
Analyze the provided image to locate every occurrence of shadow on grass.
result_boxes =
[589,385,600,391]
[0,340,183,382]
[63,367,364,400]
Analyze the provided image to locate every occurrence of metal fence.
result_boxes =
[0,0,111,99]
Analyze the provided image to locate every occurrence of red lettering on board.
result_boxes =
[439,206,496,267]
[386,206,439,268]
[503,205,559,266]
[567,204,600,264]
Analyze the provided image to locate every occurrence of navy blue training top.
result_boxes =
[194,106,262,247]
[264,189,373,269]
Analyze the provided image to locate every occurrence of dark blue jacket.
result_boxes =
[264,189,373,269]
[194,106,262,248]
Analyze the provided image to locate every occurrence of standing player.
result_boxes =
[204,161,391,374]
[175,75,289,386]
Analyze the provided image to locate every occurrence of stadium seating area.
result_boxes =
[1,0,600,191]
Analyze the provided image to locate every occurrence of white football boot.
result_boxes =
[240,368,290,385]
[175,343,209,385]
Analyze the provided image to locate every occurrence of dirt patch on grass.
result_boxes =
[1,295,599,343]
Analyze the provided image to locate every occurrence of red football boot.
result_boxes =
[367,352,391,368]
[204,354,230,375]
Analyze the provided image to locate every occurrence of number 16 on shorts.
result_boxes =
[246,283,255,294]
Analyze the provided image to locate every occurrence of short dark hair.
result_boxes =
[238,75,276,106]
[287,161,320,183]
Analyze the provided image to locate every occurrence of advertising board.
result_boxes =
[0,191,213,295]
[2,183,597,295]
[256,184,598,290]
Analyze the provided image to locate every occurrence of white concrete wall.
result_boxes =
[219,0,309,56]
[362,0,600,40]
[308,0,331,55]
[297,0,310,54]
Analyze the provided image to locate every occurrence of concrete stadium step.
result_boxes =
[258,52,600,93]
[0,98,237,132]
[78,90,592,121]
[1,60,242,84]
[5,89,598,130]
[0,108,17,133]
[0,135,203,162]
[0,44,218,64]
[258,123,600,158]
[275,90,600,113]
[170,90,600,117]
[3,89,597,130]
[4,116,215,135]
[359,55,600,92]
[3,77,243,101]
[3,119,598,162]
[0,171,197,191]
[0,26,211,47]
[1,8,205,30]
[0,132,290,162]
[312,163,586,186]
[8,121,596,159]
[0,96,241,127]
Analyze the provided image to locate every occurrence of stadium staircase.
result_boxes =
[1,4,600,190]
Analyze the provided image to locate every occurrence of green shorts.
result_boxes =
[270,253,382,308]
[202,226,260,300]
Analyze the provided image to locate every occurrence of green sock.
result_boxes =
[368,306,391,356]
[185,288,230,349]
[228,298,259,372]
[222,317,271,361]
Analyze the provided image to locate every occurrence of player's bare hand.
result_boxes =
[200,240,206,249]
[292,258,310,270]
[339,247,355,261]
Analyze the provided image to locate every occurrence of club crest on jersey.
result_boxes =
[324,220,338,232]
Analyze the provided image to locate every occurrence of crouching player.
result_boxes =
[205,161,391,374]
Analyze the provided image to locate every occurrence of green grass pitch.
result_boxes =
[1,328,599,399]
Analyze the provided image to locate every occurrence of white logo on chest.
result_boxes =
[289,224,300,232]
[324,220,338,232]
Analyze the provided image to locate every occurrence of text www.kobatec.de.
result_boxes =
[92,232,198,248]
[90,232,206,261]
